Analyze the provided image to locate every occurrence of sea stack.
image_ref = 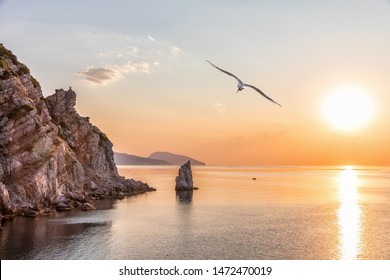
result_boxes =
[175,160,194,191]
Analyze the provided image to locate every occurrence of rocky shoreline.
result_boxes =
[0,44,155,225]
[2,178,155,223]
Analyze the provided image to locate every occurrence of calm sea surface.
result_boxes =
[1,165,390,260]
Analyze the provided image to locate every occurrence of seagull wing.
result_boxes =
[206,60,243,83]
[244,83,281,107]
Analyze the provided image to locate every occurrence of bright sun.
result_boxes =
[322,87,375,132]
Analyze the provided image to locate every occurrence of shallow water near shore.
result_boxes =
[2,165,390,259]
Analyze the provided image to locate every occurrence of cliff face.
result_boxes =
[0,44,154,222]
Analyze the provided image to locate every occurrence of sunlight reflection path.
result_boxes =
[337,166,362,259]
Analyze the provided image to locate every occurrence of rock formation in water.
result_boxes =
[175,160,194,191]
[0,44,155,223]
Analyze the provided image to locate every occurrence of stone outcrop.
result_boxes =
[81,202,96,211]
[175,160,194,191]
[0,44,155,224]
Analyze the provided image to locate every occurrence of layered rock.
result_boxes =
[0,44,155,223]
[175,160,194,191]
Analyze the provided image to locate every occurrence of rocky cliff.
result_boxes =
[0,44,155,223]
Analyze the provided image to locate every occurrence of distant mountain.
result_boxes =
[149,151,206,165]
[114,152,170,165]
[114,151,206,165]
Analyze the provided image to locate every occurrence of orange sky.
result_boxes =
[2,1,390,166]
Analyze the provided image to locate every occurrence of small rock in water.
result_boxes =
[175,160,194,191]
[81,203,96,211]
[56,202,71,212]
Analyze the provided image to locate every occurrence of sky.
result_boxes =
[1,0,390,166]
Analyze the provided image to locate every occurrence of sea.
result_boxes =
[1,165,390,260]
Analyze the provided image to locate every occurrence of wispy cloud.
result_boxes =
[147,35,155,42]
[78,33,185,85]
[97,46,139,60]
[80,60,152,84]
[170,46,182,56]
[80,67,117,84]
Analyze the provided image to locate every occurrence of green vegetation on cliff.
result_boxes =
[0,43,39,87]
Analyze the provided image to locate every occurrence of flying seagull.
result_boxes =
[206,60,281,107]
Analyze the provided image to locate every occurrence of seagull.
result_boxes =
[206,60,281,107]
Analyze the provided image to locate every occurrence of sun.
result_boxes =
[322,87,375,132]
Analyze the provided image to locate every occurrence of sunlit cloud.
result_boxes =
[122,60,151,74]
[79,60,152,84]
[98,46,139,60]
[80,67,117,84]
[77,32,186,85]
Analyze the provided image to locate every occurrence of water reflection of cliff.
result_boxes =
[0,199,115,259]
[176,190,193,203]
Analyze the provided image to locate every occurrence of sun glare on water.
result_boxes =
[337,166,362,259]
[322,87,375,132]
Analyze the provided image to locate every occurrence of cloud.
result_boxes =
[121,60,151,74]
[214,103,226,113]
[78,33,186,85]
[80,67,117,84]
[128,46,139,56]
[80,60,152,84]
[170,46,182,56]
[98,46,139,59]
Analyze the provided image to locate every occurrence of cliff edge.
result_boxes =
[0,44,155,223]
